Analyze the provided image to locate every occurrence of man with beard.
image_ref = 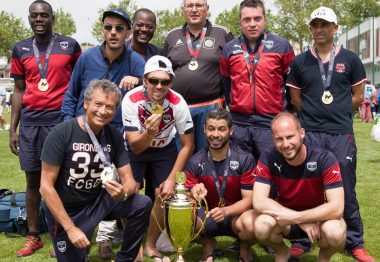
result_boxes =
[287,6,374,261]
[185,108,256,262]
[253,112,346,262]
[9,0,81,257]
[122,55,194,262]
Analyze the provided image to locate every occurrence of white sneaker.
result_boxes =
[4,124,10,130]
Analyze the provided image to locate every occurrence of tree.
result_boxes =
[152,8,185,46]
[53,8,76,36]
[92,0,136,44]
[215,5,277,38]
[271,0,380,52]
[0,11,31,58]
[339,0,380,28]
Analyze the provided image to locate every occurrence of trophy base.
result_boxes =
[175,255,185,262]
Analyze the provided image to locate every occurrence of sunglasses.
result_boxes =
[147,78,172,87]
[103,24,127,32]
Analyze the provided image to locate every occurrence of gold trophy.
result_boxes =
[154,171,208,262]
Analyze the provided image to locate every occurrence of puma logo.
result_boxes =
[198,163,205,171]
[346,155,353,162]
[325,94,331,99]
[274,163,282,172]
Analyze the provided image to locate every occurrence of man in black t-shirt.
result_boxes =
[40,79,152,262]
[287,6,374,262]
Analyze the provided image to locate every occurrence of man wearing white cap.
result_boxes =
[286,6,374,262]
[122,55,194,261]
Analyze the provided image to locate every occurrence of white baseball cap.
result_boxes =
[144,55,176,77]
[309,6,337,25]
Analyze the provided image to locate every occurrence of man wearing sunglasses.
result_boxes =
[163,0,234,153]
[122,56,194,262]
[61,8,146,260]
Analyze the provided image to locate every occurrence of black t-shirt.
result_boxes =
[286,46,366,134]
[41,117,129,213]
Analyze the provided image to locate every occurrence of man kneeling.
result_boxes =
[253,112,346,262]
[40,79,152,261]
[185,109,257,262]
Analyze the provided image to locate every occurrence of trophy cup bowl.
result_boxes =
[154,172,208,262]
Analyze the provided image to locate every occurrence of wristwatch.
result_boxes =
[122,191,128,201]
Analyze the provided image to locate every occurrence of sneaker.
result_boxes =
[16,235,43,257]
[351,248,375,262]
[98,240,114,260]
[290,247,305,258]
[50,249,56,258]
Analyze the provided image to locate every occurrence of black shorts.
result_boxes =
[196,206,237,237]
[19,125,56,172]
[128,141,178,188]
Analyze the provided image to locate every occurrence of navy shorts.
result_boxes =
[196,206,237,238]
[19,125,56,172]
[128,141,178,188]
[231,122,273,162]
[43,190,152,262]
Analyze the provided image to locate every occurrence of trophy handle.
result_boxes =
[152,196,166,233]
[191,197,209,241]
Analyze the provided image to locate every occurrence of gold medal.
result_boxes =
[218,198,226,208]
[188,60,198,71]
[38,79,49,92]
[151,102,163,115]
[322,90,333,105]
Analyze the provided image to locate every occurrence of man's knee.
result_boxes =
[254,214,277,241]
[234,210,256,239]
[320,219,346,249]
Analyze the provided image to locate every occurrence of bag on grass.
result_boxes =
[0,189,48,237]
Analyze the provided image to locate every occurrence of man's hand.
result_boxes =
[145,114,162,137]
[299,223,320,243]
[119,76,139,90]
[66,226,91,249]
[208,207,228,223]
[104,180,125,200]
[9,130,20,155]
[263,209,300,227]
[191,183,207,200]
[159,179,175,200]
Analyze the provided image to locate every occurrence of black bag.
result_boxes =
[0,189,48,237]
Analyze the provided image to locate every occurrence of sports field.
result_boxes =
[0,112,379,261]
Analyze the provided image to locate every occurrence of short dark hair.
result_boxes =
[205,108,232,128]
[84,79,121,108]
[239,0,265,18]
[133,8,157,26]
[29,0,53,14]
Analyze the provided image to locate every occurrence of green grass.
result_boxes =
[0,113,379,261]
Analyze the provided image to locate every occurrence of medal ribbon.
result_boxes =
[82,115,111,167]
[32,34,56,80]
[207,148,231,204]
[316,44,336,91]
[240,34,266,85]
[186,26,207,62]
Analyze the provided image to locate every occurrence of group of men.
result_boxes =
[7,0,374,262]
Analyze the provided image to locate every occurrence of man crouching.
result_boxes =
[40,79,152,261]
[253,112,346,262]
